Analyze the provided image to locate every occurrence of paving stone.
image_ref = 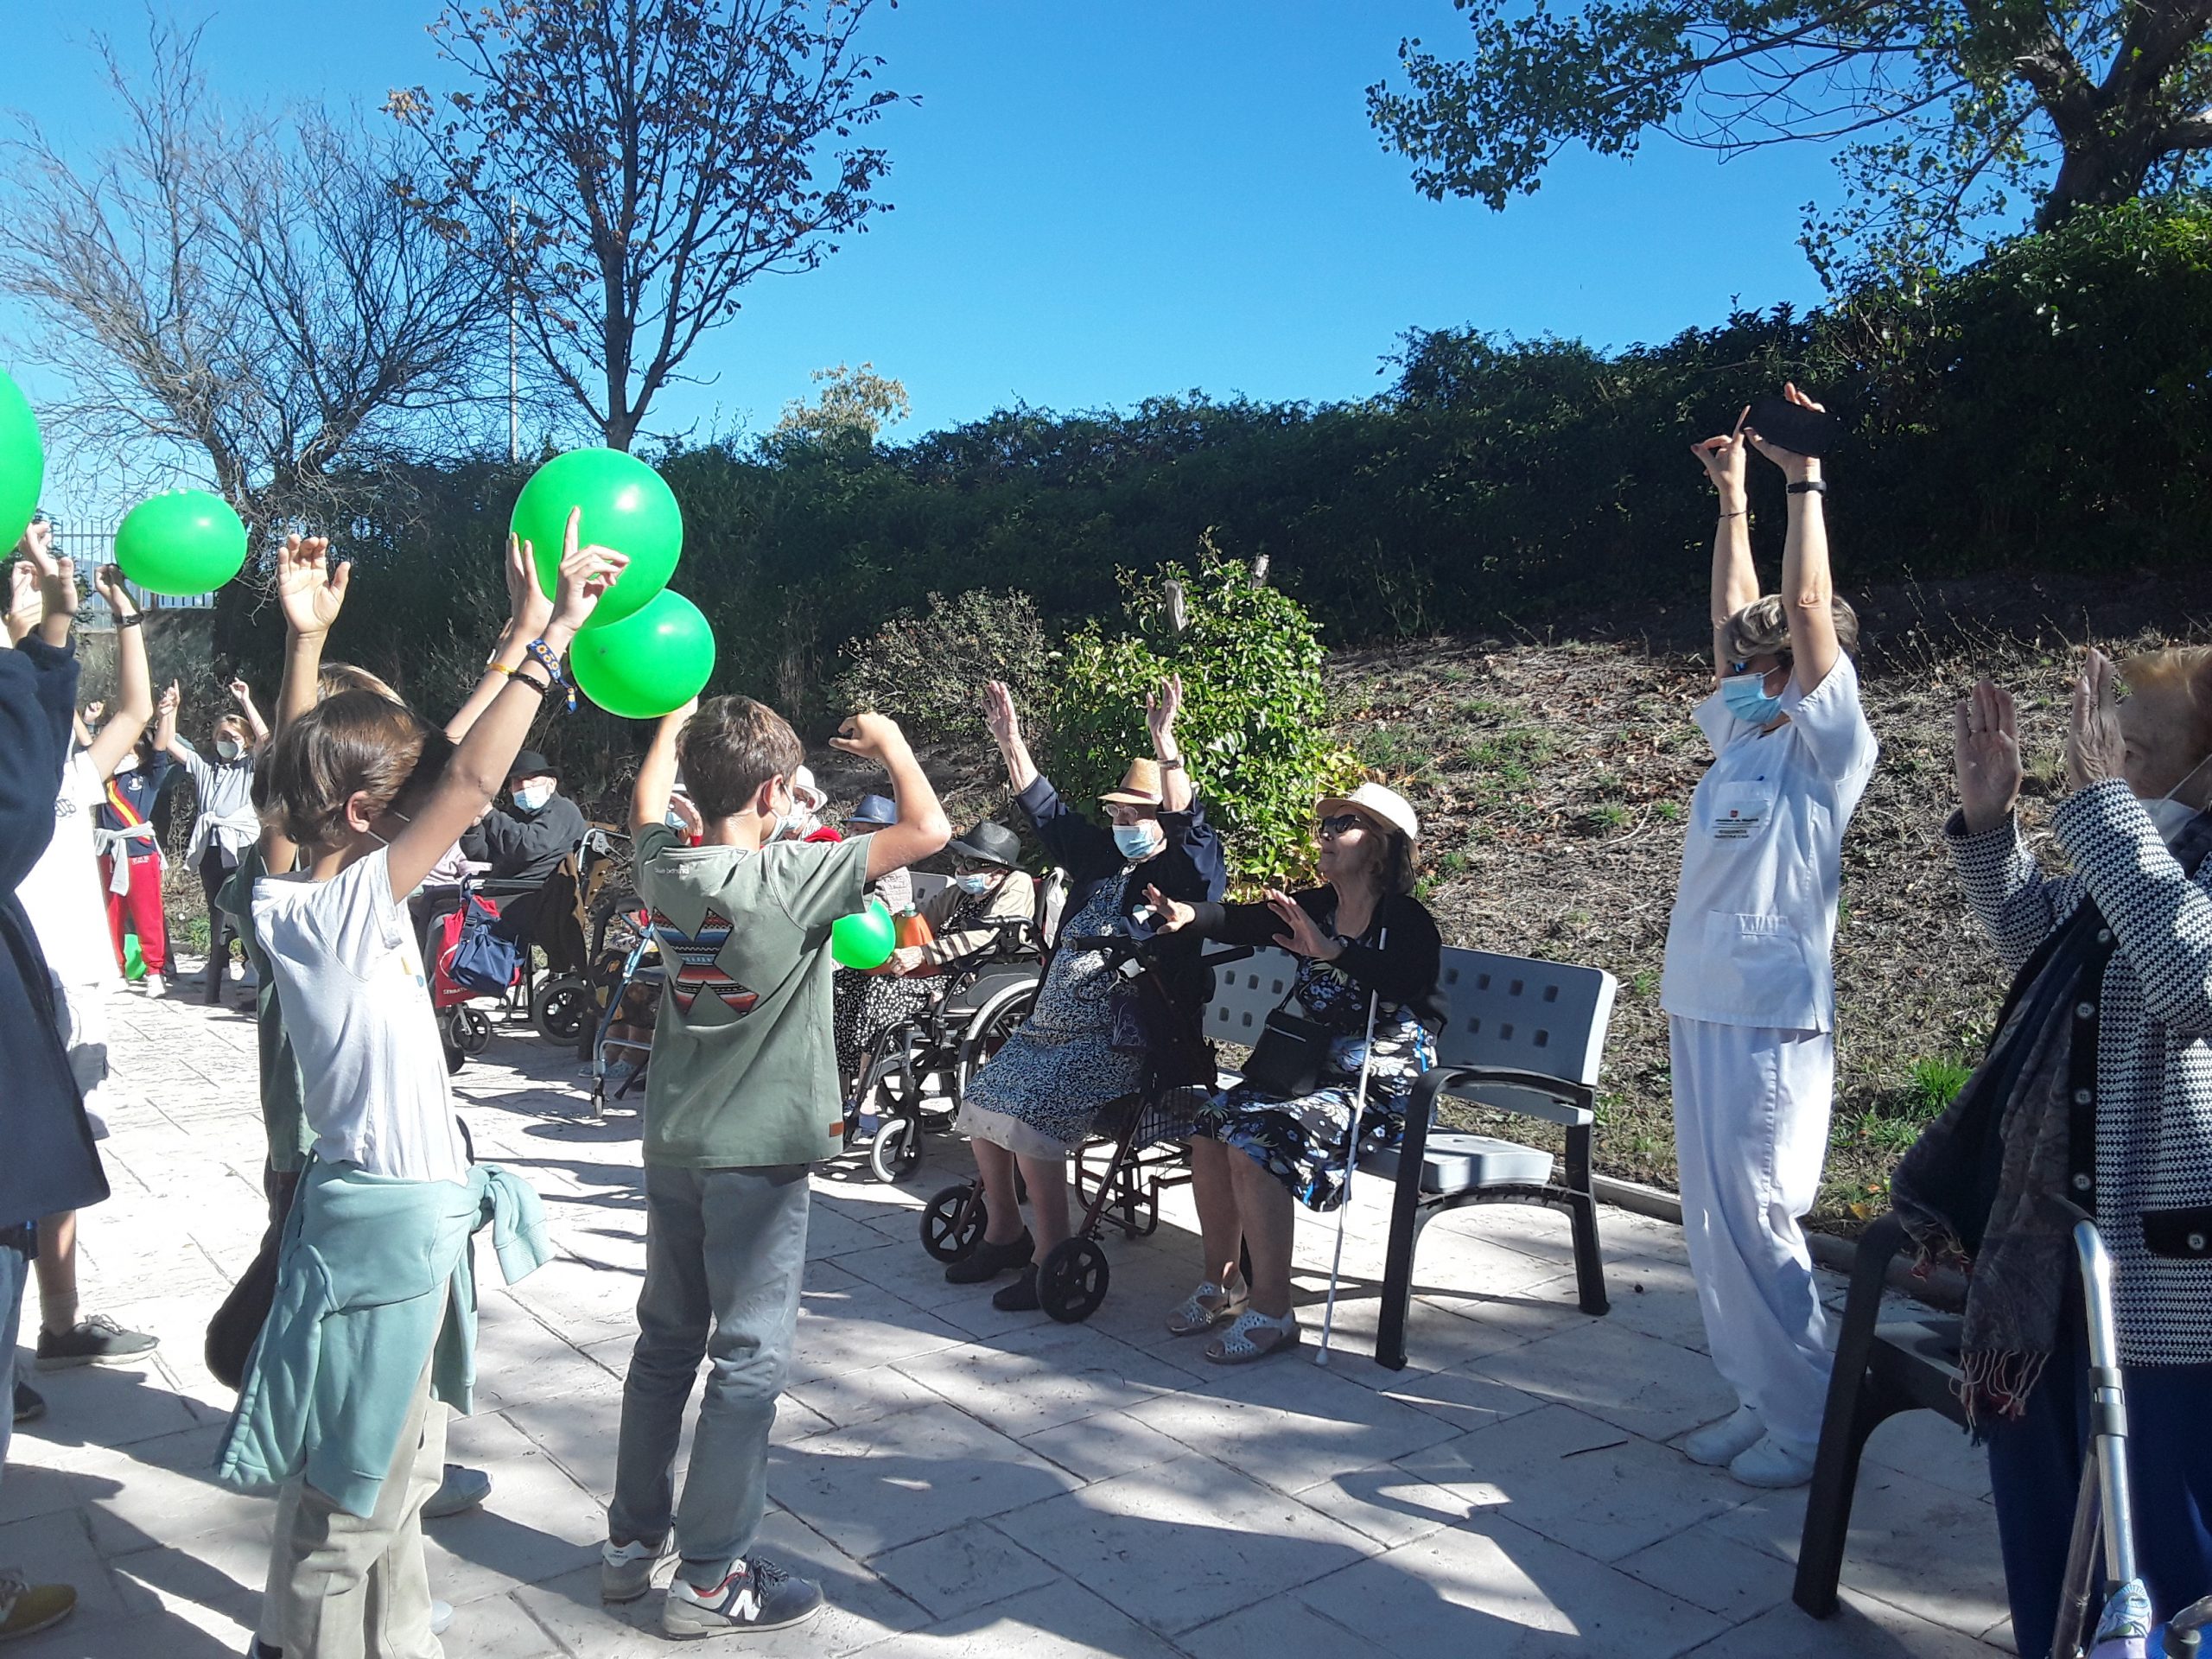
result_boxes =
[1017,1409,1193,1486]
[1616,1514,1798,1621]
[1395,1403,1746,1565]
[892,1323,1191,1441]
[864,1519,1062,1619]
[1678,1585,2009,1656]
[1468,1317,1740,1443]
[772,1400,1079,1558]
[997,1451,1380,1636]
[790,1282,970,1387]
[850,1576,1192,1657]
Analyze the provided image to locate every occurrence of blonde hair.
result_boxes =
[2121,646,2212,758]
[318,662,404,705]
[1721,594,1862,663]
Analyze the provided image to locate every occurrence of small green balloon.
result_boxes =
[569,588,716,720]
[122,931,145,982]
[115,489,247,596]
[0,368,45,556]
[512,448,682,629]
[831,899,897,971]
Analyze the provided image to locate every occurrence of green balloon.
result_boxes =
[831,899,897,971]
[116,489,248,596]
[122,931,145,981]
[512,448,682,629]
[569,588,716,720]
[0,368,44,556]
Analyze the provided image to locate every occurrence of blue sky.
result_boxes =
[7,0,1837,474]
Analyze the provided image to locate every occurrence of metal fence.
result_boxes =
[45,517,219,613]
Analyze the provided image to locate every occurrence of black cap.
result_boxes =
[508,749,557,781]
[948,819,1022,869]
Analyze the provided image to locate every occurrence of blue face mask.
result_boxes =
[1720,672,1785,728]
[956,872,995,895]
[1113,823,1164,861]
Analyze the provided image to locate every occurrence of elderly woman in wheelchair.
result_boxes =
[1148,783,1444,1363]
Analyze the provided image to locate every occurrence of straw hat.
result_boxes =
[1316,781,1420,844]
[1099,758,1165,808]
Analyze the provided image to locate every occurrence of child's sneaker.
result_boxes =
[143,973,166,999]
[601,1535,672,1603]
[663,1557,823,1637]
[0,1569,76,1642]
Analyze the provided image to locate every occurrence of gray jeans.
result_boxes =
[610,1164,810,1586]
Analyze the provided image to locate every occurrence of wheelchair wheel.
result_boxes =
[532,974,591,1044]
[920,1182,986,1262]
[954,985,1035,1100]
[868,1114,925,1185]
[447,1006,492,1055]
[1038,1236,1109,1325]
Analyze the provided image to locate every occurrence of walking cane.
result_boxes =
[1316,927,1386,1368]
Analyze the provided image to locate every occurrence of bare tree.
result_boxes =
[389,0,905,452]
[0,21,505,537]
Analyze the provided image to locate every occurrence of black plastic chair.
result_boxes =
[1794,1211,1970,1618]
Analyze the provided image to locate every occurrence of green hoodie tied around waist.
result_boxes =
[215,1158,553,1518]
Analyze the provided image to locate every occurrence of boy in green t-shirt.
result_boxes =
[607,696,948,1637]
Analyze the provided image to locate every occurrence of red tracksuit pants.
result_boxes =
[101,854,168,976]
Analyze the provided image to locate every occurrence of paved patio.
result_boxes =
[3,988,2015,1656]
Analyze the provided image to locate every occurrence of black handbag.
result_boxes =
[1240,987,1330,1099]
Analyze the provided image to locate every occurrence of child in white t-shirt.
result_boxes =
[240,521,625,1659]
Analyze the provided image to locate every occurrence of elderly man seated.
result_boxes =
[461,747,588,946]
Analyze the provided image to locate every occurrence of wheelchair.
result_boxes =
[840,914,1046,1185]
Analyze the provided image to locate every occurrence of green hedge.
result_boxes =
[214,197,2212,785]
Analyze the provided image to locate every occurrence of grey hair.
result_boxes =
[1721,593,1861,664]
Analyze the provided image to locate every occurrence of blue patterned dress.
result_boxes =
[1195,949,1438,1212]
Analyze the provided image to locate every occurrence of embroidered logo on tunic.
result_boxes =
[650,907,760,1016]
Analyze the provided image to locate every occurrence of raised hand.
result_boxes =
[82,699,106,726]
[506,531,554,639]
[275,533,349,638]
[1143,883,1197,934]
[92,563,137,619]
[982,679,1022,752]
[2068,649,2126,791]
[158,680,181,716]
[1146,673,1184,746]
[545,509,626,639]
[1265,889,1339,961]
[831,711,908,765]
[227,677,253,707]
[666,791,704,841]
[1955,679,2024,835]
[3,561,38,644]
[1691,407,1751,504]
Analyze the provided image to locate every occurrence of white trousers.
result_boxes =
[1669,1016,1836,1447]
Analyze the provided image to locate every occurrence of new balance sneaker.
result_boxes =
[35,1314,160,1370]
[601,1535,673,1604]
[422,1463,493,1519]
[1729,1432,1818,1489]
[1682,1405,1765,1467]
[0,1570,75,1643]
[663,1557,823,1637]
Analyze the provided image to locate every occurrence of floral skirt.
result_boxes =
[954,1020,1142,1160]
[833,970,934,1096]
[1193,1019,1435,1212]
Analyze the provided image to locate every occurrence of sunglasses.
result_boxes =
[1726,652,1793,677]
[1317,814,1368,838]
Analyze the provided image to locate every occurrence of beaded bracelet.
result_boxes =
[522,638,575,715]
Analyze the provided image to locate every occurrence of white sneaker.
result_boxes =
[1683,1405,1765,1466]
[143,973,166,999]
[1729,1431,1818,1488]
[226,959,245,982]
[431,1599,452,1635]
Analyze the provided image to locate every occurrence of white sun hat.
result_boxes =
[1315,781,1421,844]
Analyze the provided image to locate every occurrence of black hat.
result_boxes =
[948,820,1021,869]
[508,749,557,781]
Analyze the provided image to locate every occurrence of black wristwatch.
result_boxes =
[1787,479,1828,496]
[114,612,146,629]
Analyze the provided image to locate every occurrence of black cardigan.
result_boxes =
[1185,887,1447,1030]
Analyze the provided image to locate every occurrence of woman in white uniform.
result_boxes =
[1666,385,1878,1488]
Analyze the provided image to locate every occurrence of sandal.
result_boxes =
[1165,1280,1246,1338]
[1205,1308,1300,1364]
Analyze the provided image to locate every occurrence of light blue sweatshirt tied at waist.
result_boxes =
[215,1158,553,1517]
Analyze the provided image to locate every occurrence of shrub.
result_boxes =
[1048,549,1357,886]
[830,588,1053,753]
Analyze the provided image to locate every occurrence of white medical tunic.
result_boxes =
[1661,654,1878,1033]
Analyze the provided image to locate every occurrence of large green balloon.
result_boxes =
[569,588,715,720]
[115,489,248,596]
[831,899,897,971]
[0,368,45,556]
[512,448,682,629]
